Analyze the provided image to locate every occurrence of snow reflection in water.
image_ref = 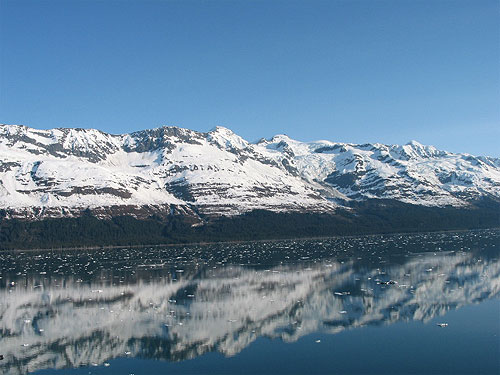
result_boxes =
[0,230,499,374]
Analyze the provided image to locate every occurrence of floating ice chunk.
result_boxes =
[334,291,350,296]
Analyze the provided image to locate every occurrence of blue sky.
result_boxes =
[1,0,498,156]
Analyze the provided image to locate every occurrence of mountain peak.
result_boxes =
[402,140,444,159]
[207,126,247,149]
[271,134,292,141]
[406,140,424,147]
[208,125,233,134]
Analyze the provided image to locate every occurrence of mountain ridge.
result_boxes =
[1,123,499,222]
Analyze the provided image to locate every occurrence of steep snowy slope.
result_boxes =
[256,136,500,206]
[0,125,334,219]
[0,124,499,219]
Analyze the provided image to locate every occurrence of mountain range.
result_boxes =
[0,124,499,247]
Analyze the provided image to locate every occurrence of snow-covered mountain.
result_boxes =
[1,248,498,374]
[1,124,499,219]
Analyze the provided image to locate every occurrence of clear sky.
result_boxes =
[1,0,498,156]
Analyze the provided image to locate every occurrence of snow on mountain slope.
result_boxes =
[0,125,333,219]
[0,124,499,219]
[256,135,500,206]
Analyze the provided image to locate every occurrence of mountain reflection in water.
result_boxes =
[0,230,499,375]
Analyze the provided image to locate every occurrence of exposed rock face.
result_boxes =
[1,124,499,219]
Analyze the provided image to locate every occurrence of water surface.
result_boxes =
[1,230,499,374]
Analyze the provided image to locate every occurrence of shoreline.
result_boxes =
[2,226,498,253]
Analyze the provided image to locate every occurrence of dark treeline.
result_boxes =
[0,199,498,250]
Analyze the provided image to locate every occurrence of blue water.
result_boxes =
[29,299,500,375]
[1,230,499,375]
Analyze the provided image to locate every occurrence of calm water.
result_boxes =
[1,230,499,375]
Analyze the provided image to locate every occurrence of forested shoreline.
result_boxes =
[1,199,498,250]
